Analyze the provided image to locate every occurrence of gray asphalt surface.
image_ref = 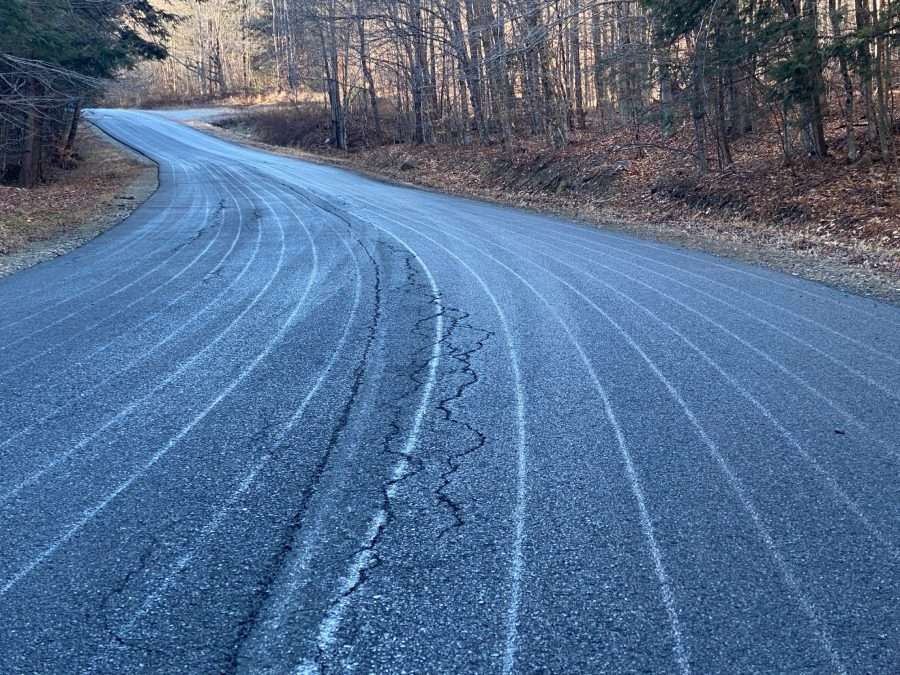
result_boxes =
[1,108,899,674]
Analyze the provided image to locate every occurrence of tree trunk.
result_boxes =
[59,98,82,166]
[320,8,346,151]
[356,1,382,140]
[590,4,606,127]
[570,0,586,129]
[797,0,829,157]
[871,0,894,163]
[463,0,488,142]
[478,0,512,145]
[409,0,431,144]
[829,0,859,162]
[20,80,43,188]
[690,57,709,173]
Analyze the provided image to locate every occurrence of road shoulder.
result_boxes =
[189,117,900,306]
[0,122,158,278]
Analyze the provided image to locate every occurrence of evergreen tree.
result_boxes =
[0,0,173,186]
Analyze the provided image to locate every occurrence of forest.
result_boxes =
[2,0,899,222]
[0,0,170,187]
[112,0,900,171]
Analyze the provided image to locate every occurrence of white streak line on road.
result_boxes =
[481,230,900,559]
[434,195,900,335]
[0,165,256,461]
[625,233,900,331]
[0,168,207,350]
[512,214,900,367]
[429,224,847,674]
[510,227,900,458]
[401,196,899,458]
[390,219,689,675]
[0,165,322,596]
[0,144,186,310]
[0,157,192,333]
[512,226,900,398]
[0,175,221,377]
[361,186,900,551]
[311,225,447,661]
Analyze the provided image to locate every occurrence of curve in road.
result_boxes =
[0,109,898,673]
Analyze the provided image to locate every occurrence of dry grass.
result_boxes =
[350,139,900,300]
[204,106,900,301]
[0,125,152,257]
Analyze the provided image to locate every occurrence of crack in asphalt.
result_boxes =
[259,181,464,670]
[313,246,443,672]
[202,205,259,285]
[170,198,226,256]
[221,231,382,674]
[433,307,494,537]
[94,525,177,659]
[262,182,492,659]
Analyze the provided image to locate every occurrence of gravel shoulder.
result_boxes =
[0,122,157,278]
[191,117,900,305]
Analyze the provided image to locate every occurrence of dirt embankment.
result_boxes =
[202,106,900,303]
[0,123,157,277]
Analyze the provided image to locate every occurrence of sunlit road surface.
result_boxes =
[0,108,898,673]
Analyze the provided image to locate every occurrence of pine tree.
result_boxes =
[0,0,173,186]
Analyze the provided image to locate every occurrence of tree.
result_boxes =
[112,0,898,173]
[1,0,172,186]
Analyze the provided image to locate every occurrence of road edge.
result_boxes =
[186,117,900,307]
[0,121,160,278]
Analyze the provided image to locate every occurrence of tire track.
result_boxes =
[0,165,318,597]
[256,174,523,674]
[0,164,259,468]
[409,217,848,674]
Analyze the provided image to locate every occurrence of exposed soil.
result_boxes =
[203,107,900,305]
[0,123,157,277]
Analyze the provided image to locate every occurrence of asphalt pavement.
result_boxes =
[0,108,898,673]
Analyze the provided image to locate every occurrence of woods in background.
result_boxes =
[121,0,899,170]
[0,0,171,187]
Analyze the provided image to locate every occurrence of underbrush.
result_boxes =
[209,102,900,295]
[218,103,390,150]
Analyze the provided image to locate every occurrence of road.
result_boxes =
[1,109,898,673]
